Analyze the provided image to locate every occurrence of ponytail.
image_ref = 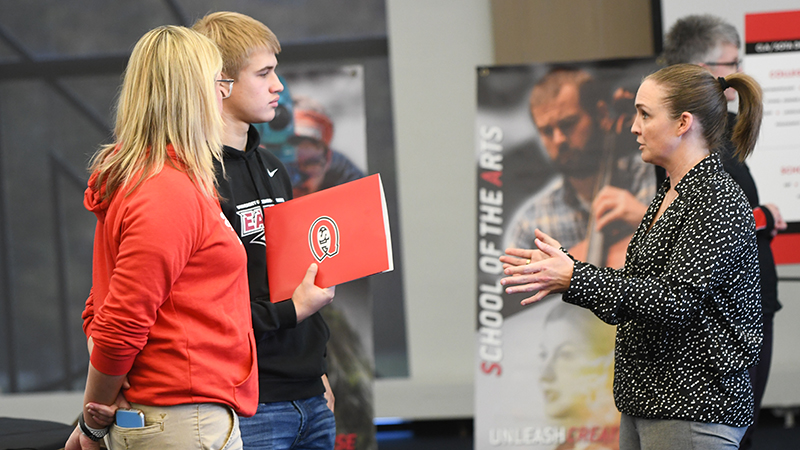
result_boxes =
[723,73,763,161]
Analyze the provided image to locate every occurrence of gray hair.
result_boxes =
[659,14,740,66]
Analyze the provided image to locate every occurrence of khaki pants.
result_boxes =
[106,403,241,450]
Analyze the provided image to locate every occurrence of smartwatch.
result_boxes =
[78,412,109,442]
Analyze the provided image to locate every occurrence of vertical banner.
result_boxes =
[475,59,658,449]
[257,65,376,450]
[743,9,800,264]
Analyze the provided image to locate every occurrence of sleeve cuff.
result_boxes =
[274,299,298,328]
[561,247,578,262]
[90,348,135,376]
[560,256,583,301]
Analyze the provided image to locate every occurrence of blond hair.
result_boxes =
[89,25,223,199]
[192,11,281,79]
[647,64,762,161]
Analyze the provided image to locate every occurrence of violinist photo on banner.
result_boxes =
[504,65,657,270]
[474,59,659,450]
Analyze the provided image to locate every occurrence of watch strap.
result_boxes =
[78,412,109,441]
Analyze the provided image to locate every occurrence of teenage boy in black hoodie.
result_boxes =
[194,12,337,450]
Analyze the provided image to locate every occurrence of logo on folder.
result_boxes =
[309,216,340,262]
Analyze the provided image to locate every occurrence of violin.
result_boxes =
[575,88,638,270]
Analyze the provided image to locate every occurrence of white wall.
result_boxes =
[373,0,493,419]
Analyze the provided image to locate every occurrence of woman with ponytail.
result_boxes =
[499,64,764,449]
[660,17,786,449]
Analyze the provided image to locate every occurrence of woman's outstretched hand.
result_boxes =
[499,229,574,305]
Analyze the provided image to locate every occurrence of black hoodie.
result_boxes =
[216,125,330,403]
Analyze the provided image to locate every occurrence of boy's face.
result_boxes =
[223,47,283,125]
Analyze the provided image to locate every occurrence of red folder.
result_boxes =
[263,174,394,302]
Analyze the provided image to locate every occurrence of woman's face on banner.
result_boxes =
[539,318,612,421]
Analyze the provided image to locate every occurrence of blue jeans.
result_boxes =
[619,413,746,450]
[239,395,335,450]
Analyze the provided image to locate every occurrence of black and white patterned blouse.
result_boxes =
[563,153,762,427]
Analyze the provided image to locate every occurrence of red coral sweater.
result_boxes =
[82,157,257,416]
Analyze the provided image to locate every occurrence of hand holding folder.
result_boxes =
[263,174,394,302]
[291,262,335,322]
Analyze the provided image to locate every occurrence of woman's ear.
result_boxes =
[676,111,694,137]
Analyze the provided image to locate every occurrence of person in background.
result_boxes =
[192,11,337,450]
[289,95,364,197]
[501,64,764,449]
[661,15,787,449]
[66,25,257,450]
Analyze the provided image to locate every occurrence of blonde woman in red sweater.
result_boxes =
[65,25,257,450]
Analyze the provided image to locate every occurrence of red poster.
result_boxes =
[263,173,393,302]
[745,9,800,43]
